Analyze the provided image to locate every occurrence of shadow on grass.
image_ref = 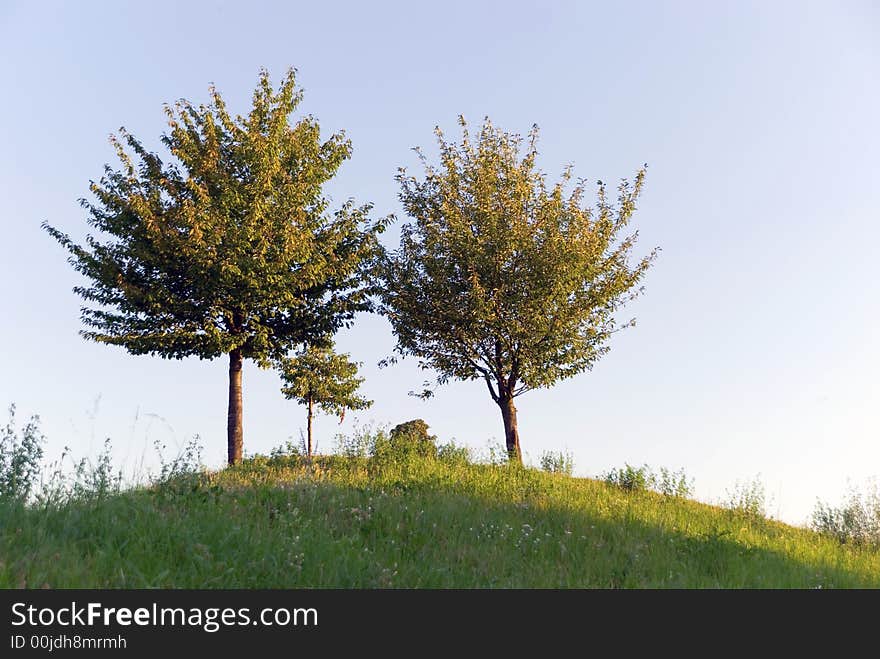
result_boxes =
[1,457,876,588]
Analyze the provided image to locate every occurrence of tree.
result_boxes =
[380,117,657,463]
[43,69,386,465]
[278,344,372,457]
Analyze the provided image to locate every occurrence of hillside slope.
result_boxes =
[2,453,878,588]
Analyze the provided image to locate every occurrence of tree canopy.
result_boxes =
[278,344,372,456]
[44,68,386,464]
[380,117,657,461]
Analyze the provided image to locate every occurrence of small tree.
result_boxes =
[278,345,372,457]
[44,69,385,464]
[381,117,657,463]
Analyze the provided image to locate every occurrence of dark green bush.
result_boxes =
[388,419,438,458]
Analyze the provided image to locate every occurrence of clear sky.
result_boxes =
[1,0,877,525]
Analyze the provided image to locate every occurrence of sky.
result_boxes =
[1,0,877,525]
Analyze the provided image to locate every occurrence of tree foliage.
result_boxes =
[380,117,657,460]
[279,345,372,418]
[278,343,371,457]
[44,68,386,463]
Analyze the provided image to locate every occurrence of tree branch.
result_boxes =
[484,374,500,403]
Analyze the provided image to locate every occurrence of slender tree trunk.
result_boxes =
[307,395,314,458]
[499,396,522,465]
[227,348,243,465]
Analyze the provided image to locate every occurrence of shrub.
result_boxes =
[812,481,880,547]
[724,476,766,518]
[540,450,574,476]
[436,442,471,467]
[654,467,694,498]
[604,464,651,492]
[0,405,45,502]
[335,423,389,458]
[388,419,438,458]
[481,441,512,466]
[603,463,694,498]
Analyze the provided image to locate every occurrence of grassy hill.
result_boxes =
[2,449,878,588]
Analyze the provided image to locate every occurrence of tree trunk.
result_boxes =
[306,396,314,458]
[227,348,243,465]
[499,396,522,465]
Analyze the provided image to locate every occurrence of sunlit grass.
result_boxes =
[2,452,878,588]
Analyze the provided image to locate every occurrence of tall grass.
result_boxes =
[812,480,880,548]
[1,413,878,588]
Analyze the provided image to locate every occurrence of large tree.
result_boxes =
[380,117,657,463]
[44,69,385,465]
[278,344,372,457]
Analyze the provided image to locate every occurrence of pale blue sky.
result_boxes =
[1,1,877,524]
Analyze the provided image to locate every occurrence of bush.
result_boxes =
[479,441,512,466]
[0,405,45,502]
[604,464,651,492]
[603,463,694,498]
[540,450,574,476]
[388,419,437,458]
[436,442,471,467]
[724,476,766,518]
[334,423,389,458]
[812,481,880,547]
[654,467,694,498]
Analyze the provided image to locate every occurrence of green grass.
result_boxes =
[2,452,878,588]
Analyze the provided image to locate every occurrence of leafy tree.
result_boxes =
[380,117,657,463]
[43,69,386,464]
[278,344,372,457]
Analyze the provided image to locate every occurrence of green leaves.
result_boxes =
[45,68,387,462]
[45,68,387,364]
[278,344,372,418]
[44,70,655,464]
[381,116,658,404]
